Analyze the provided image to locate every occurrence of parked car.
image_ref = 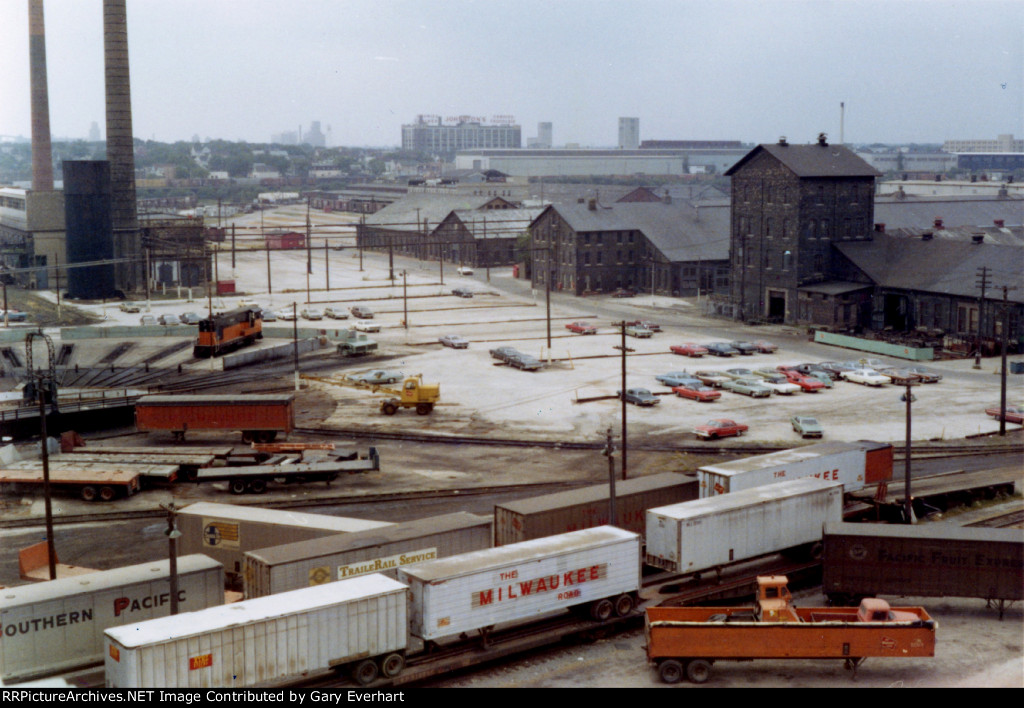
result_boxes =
[841,368,891,386]
[672,382,722,402]
[611,288,636,298]
[791,415,824,438]
[489,347,521,362]
[278,309,297,321]
[565,321,597,335]
[353,320,381,332]
[119,301,141,313]
[626,320,661,332]
[179,312,202,325]
[985,405,1024,424]
[753,340,778,353]
[439,334,469,349]
[693,419,748,440]
[723,368,756,380]
[705,342,740,357]
[729,341,757,355]
[694,370,732,388]
[350,370,404,385]
[261,309,278,322]
[670,343,708,357]
[757,373,801,395]
[300,308,323,320]
[323,307,348,319]
[157,314,179,326]
[817,361,856,378]
[721,377,773,398]
[655,372,698,387]
[879,368,922,385]
[139,314,157,326]
[350,305,374,318]
[794,362,836,379]
[456,266,474,275]
[782,370,827,392]
[625,325,654,338]
[451,288,474,298]
[618,388,660,406]
[904,366,943,383]
[508,353,543,371]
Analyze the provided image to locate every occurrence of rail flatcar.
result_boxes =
[193,306,262,358]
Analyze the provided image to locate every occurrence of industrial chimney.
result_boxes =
[104,0,141,291]
[28,0,54,191]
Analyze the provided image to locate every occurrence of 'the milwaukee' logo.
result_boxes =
[472,564,607,607]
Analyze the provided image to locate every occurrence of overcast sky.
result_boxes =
[1,0,1021,148]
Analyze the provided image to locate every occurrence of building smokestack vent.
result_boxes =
[28,0,54,191]
[994,219,1005,227]
[588,198,597,211]
[972,233,985,244]
[778,136,788,146]
[817,133,828,146]
[934,218,943,229]
[874,223,886,233]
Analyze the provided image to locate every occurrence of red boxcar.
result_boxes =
[135,394,294,443]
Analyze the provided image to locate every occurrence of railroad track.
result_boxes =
[966,508,1024,528]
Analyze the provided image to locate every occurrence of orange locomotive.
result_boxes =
[193,306,263,358]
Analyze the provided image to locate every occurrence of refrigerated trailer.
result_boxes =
[134,394,294,443]
[697,440,892,498]
[0,555,224,683]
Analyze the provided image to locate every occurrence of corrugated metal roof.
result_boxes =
[363,193,514,231]
[836,233,1024,303]
[726,142,881,178]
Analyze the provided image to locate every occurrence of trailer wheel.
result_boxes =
[254,431,277,443]
[658,660,684,684]
[241,431,254,443]
[806,541,824,561]
[380,653,405,678]
[415,403,433,415]
[99,486,117,502]
[353,658,379,685]
[230,480,248,495]
[248,479,267,494]
[614,594,635,617]
[382,402,399,416]
[80,485,98,502]
[589,598,614,622]
[686,659,712,684]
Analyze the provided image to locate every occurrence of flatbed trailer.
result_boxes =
[0,465,142,501]
[195,447,380,494]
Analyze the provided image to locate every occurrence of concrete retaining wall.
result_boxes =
[814,331,934,361]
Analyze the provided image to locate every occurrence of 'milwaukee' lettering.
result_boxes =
[473,564,607,607]
[2,608,93,636]
[113,590,186,617]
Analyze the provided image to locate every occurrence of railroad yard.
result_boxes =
[0,203,1022,689]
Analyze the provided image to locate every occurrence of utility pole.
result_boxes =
[604,428,617,527]
[293,302,299,392]
[903,381,918,524]
[613,323,634,480]
[974,265,990,369]
[161,503,181,614]
[231,223,236,270]
[325,240,330,291]
[997,285,1019,436]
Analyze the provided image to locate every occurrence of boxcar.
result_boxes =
[398,526,641,642]
[823,521,1024,611]
[645,478,844,573]
[243,512,492,598]
[697,440,892,498]
[177,502,393,578]
[494,472,698,546]
[0,555,224,683]
[134,394,295,443]
[193,306,262,358]
[105,574,407,688]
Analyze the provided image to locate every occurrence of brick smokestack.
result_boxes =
[28,0,54,191]
[104,0,140,291]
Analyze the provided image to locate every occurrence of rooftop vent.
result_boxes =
[588,198,597,211]
[874,223,886,233]
[817,133,828,146]
[778,136,788,146]
[994,219,1005,227]
[921,231,933,241]
[972,233,985,244]
[934,218,943,229]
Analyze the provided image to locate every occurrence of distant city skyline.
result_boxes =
[1,0,1021,148]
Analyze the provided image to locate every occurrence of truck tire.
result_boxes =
[353,658,379,685]
[230,480,248,495]
[382,402,399,416]
[80,485,98,502]
[416,403,433,415]
[658,660,684,684]
[589,598,614,622]
[241,431,255,443]
[614,594,635,617]
[99,486,117,502]
[686,659,713,684]
[254,431,277,443]
[248,479,267,494]
[380,653,405,678]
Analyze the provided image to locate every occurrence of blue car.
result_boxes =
[655,372,699,387]
[706,342,740,357]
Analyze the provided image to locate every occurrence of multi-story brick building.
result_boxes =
[724,135,880,324]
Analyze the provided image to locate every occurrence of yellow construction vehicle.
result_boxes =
[303,374,441,416]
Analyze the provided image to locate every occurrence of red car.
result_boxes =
[986,405,1024,424]
[782,370,826,392]
[692,418,748,440]
[670,343,709,357]
[672,383,721,402]
[565,321,597,335]
[754,340,778,353]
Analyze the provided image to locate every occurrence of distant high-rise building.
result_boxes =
[619,117,639,150]
[272,131,299,145]
[528,122,553,149]
[942,134,1023,153]
[305,121,326,147]
[89,121,101,141]
[402,115,521,158]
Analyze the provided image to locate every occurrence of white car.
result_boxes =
[278,309,297,321]
[300,308,323,320]
[324,307,349,320]
[757,374,801,395]
[842,368,891,387]
[353,320,381,332]
[457,266,474,275]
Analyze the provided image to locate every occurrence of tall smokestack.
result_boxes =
[839,102,845,146]
[28,0,54,191]
[104,0,140,291]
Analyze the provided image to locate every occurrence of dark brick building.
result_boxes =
[725,136,880,324]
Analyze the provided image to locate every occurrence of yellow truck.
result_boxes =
[376,375,441,416]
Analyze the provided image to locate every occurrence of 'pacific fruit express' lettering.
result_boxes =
[3,608,93,636]
[472,564,608,608]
